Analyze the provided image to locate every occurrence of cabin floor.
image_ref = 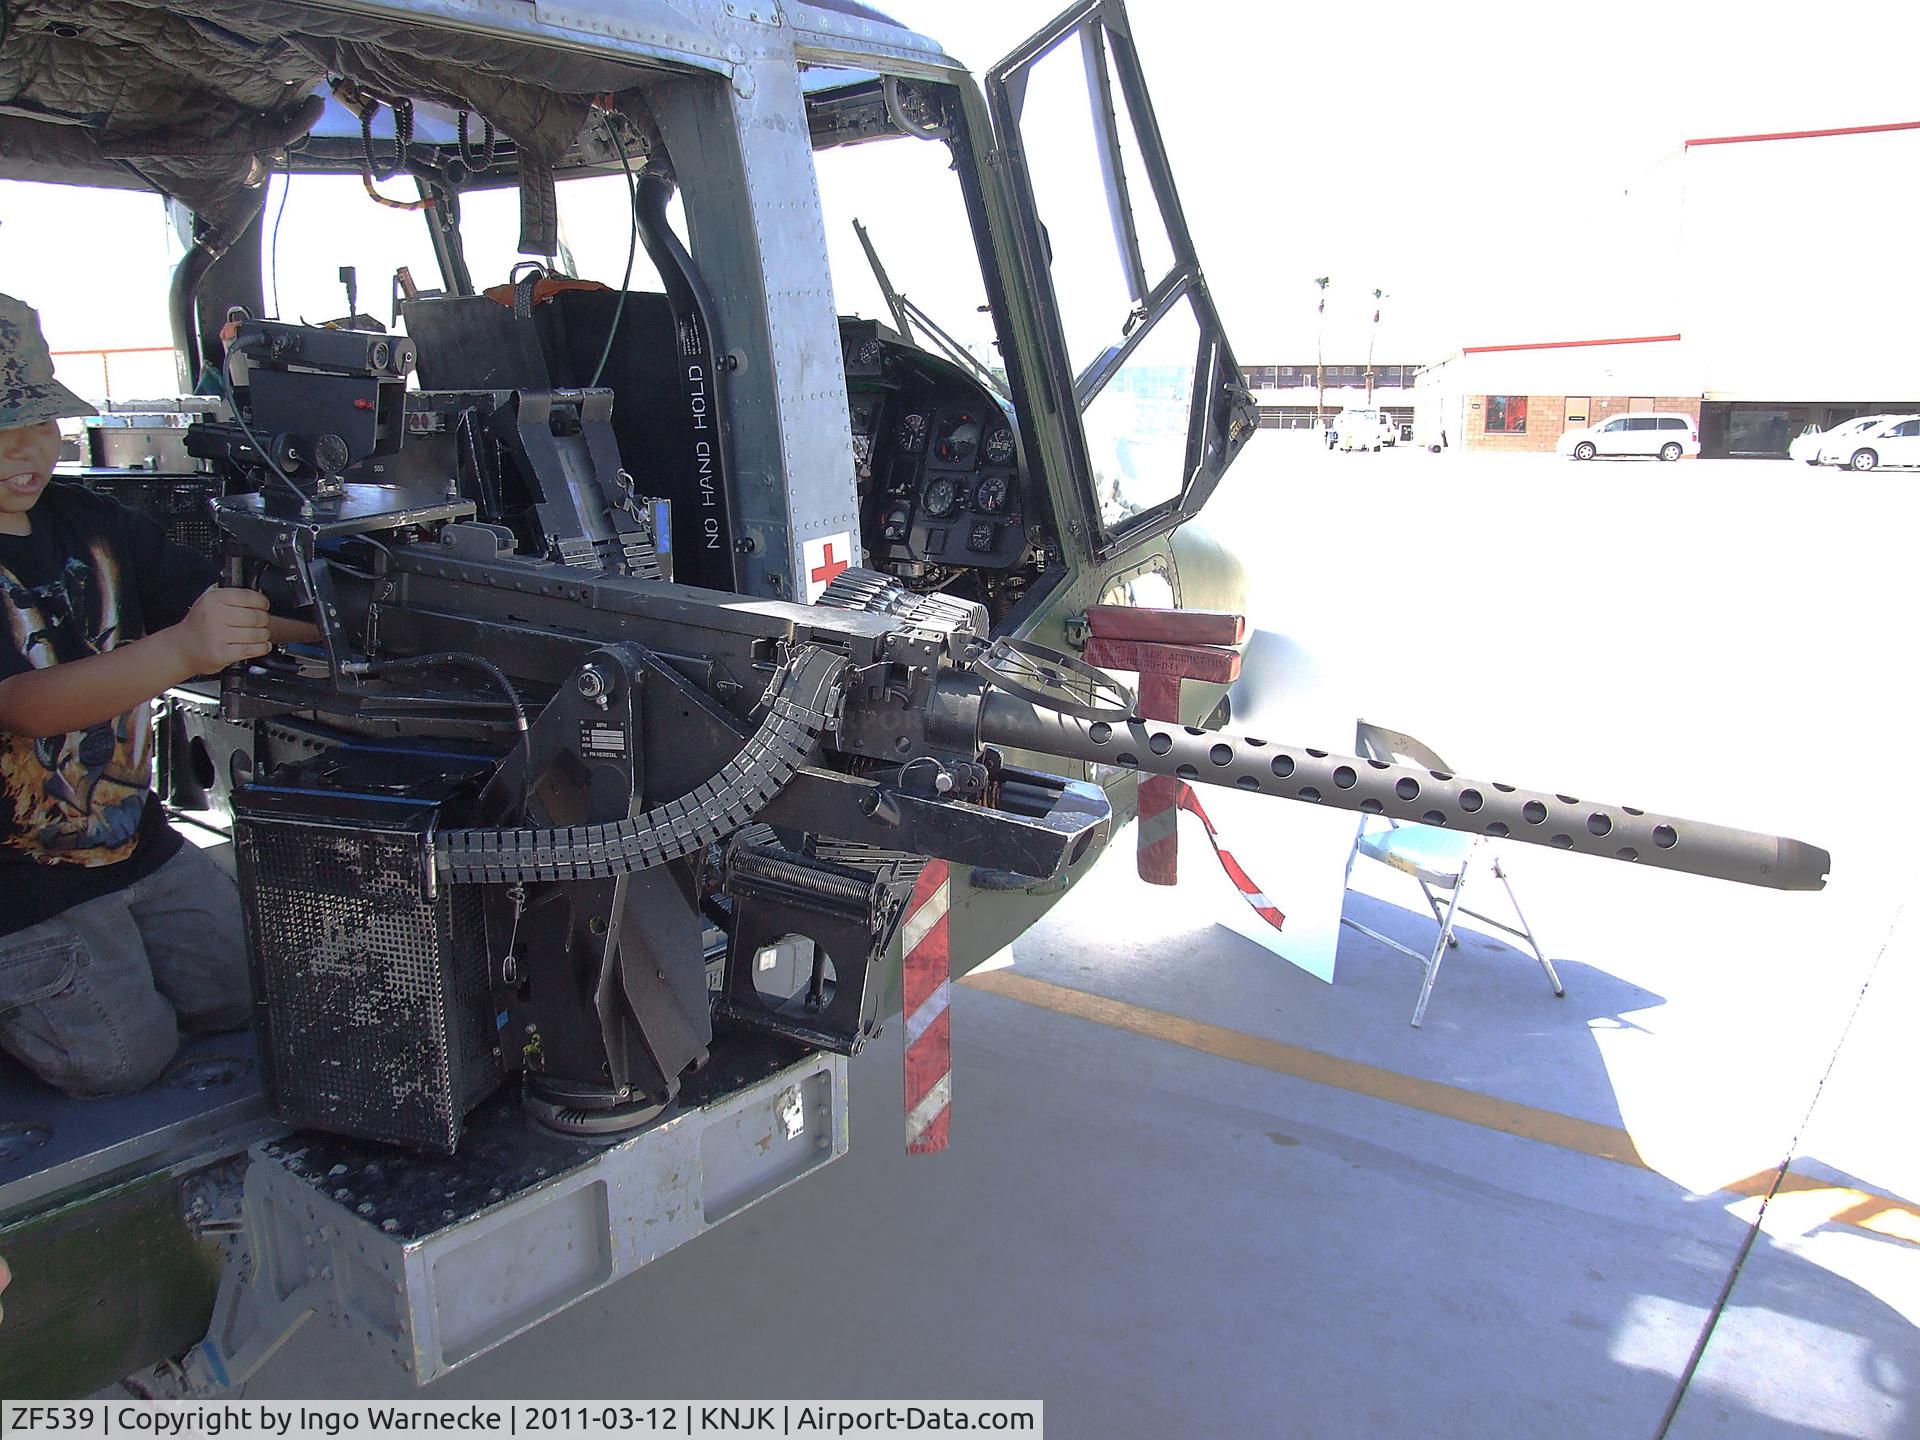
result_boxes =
[121,447,1919,1435]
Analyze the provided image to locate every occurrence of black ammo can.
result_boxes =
[233,745,502,1153]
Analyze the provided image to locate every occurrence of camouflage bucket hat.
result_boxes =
[0,293,97,430]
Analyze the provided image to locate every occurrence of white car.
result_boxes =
[1791,416,1882,465]
[1815,413,1920,471]
[1558,412,1700,461]
[1335,407,1396,451]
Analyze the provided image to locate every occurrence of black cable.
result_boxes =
[362,651,527,735]
[589,110,640,390]
[343,531,395,569]
[359,97,413,182]
[268,155,291,317]
[457,111,497,173]
[217,366,312,516]
[363,650,531,821]
[1650,903,1905,1438]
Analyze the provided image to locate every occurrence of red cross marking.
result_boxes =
[810,541,849,587]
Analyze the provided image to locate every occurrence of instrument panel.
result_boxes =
[843,321,1029,571]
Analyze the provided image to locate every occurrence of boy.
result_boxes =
[0,293,292,1095]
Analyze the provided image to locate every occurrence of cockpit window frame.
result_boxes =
[803,70,1077,592]
[985,0,1252,562]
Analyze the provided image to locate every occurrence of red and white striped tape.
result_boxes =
[1135,673,1185,886]
[1174,784,1286,934]
[901,859,952,1154]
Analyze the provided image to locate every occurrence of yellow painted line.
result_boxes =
[963,969,1919,1246]
[1719,1169,1920,1246]
[963,969,1649,1166]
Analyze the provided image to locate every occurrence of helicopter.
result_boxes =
[0,0,1827,1396]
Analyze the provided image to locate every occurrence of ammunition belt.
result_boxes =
[815,566,987,645]
[434,645,846,884]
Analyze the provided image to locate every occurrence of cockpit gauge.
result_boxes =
[922,476,961,518]
[984,427,1015,465]
[974,474,1011,514]
[933,413,979,466]
[897,412,929,451]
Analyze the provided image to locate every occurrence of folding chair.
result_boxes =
[1340,722,1564,1027]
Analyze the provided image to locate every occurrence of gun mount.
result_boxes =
[190,325,1828,1155]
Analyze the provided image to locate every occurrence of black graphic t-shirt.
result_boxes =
[0,482,218,934]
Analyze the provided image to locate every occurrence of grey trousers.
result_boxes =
[0,842,251,1096]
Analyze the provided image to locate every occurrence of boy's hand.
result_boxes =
[165,587,274,674]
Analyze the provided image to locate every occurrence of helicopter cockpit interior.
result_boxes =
[0,0,1067,625]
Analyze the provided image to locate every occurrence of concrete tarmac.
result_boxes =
[247,442,1917,1437]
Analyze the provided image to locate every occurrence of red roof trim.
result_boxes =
[1461,334,1682,355]
[1685,120,1920,148]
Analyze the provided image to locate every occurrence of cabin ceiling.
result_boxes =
[0,1,654,250]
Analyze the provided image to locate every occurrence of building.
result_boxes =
[1682,121,1920,456]
[1415,121,1920,455]
[1241,362,1420,433]
[1412,335,1701,453]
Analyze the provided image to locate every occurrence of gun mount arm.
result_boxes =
[961,684,1829,893]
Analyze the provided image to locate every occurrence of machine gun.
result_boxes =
[197,339,1828,1155]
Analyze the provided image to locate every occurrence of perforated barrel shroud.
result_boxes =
[234,747,502,1153]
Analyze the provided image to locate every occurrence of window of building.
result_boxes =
[1485,395,1528,433]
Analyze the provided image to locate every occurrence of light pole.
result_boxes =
[1365,288,1385,403]
[1314,276,1330,431]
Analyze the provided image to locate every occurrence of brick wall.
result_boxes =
[1465,395,1703,451]
[1464,394,1564,452]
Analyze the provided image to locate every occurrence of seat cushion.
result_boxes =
[1356,823,1474,884]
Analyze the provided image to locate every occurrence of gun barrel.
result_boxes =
[975,691,1828,892]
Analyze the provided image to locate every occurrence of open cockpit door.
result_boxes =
[987,0,1255,558]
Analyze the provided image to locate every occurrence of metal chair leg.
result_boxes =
[1418,880,1460,948]
[1411,853,1471,1027]
[1495,857,1563,997]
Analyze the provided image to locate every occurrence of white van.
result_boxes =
[1335,407,1396,452]
[1557,413,1699,461]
